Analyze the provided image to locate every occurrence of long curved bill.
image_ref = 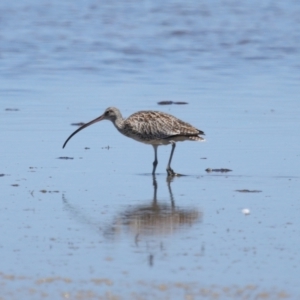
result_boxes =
[62,114,105,148]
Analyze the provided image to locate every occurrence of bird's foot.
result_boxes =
[167,168,183,177]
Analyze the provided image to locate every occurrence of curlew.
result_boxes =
[63,107,205,176]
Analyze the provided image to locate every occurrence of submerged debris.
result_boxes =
[157,101,188,105]
[0,174,5,177]
[206,168,232,173]
[57,157,74,160]
[236,189,262,193]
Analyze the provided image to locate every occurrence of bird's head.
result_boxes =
[102,107,121,122]
[62,107,122,148]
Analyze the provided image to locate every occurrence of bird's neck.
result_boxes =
[112,116,125,131]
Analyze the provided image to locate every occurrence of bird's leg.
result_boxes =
[152,174,158,203]
[166,176,175,208]
[166,142,176,176]
[152,145,158,175]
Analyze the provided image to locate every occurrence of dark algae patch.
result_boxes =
[5,108,19,111]
[236,189,262,193]
[157,101,188,105]
[40,190,59,193]
[206,168,232,173]
[158,100,173,105]
[174,101,188,105]
[71,122,85,126]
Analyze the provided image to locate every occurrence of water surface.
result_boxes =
[1,0,300,299]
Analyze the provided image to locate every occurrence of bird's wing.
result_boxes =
[123,111,203,140]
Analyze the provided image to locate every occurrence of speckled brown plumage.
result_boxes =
[121,110,204,144]
[63,107,205,176]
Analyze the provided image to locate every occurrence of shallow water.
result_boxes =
[1,0,300,299]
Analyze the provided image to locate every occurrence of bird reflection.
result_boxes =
[62,176,201,238]
[105,175,201,238]
[62,176,202,267]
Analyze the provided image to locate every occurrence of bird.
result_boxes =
[63,107,205,176]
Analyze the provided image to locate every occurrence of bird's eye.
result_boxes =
[105,110,110,116]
